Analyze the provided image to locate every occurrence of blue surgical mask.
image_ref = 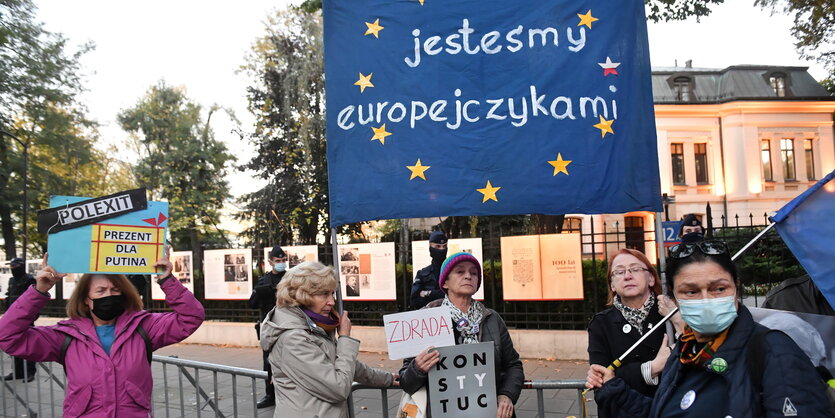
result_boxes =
[273,263,286,273]
[678,295,738,336]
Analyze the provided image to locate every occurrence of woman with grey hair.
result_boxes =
[260,261,396,418]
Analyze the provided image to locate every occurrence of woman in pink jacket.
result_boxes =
[0,250,205,417]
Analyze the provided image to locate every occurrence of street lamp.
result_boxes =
[0,130,29,264]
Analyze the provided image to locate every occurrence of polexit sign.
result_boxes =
[428,342,497,418]
[46,194,168,274]
[384,306,455,360]
[37,188,147,234]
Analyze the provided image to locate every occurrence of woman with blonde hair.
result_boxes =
[0,249,204,417]
[260,261,396,418]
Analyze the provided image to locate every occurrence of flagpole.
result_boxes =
[331,228,344,314]
[730,223,775,262]
[653,212,676,342]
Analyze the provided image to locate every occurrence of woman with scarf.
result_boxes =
[0,249,204,417]
[399,252,525,418]
[259,261,396,418]
[586,248,671,407]
[586,240,834,417]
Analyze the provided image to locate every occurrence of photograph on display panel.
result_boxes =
[204,249,252,300]
[262,245,319,270]
[339,242,396,301]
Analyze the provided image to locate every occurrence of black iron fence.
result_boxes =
[23,212,800,330]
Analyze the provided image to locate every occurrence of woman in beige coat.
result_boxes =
[260,261,396,418]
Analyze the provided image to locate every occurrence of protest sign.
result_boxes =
[412,238,484,300]
[46,194,168,275]
[204,249,253,300]
[262,245,320,271]
[323,0,662,226]
[339,242,396,301]
[152,250,194,300]
[501,233,583,300]
[384,306,455,360]
[428,342,497,418]
[37,188,147,234]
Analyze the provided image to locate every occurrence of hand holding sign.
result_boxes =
[35,253,67,294]
[153,245,174,280]
[415,347,441,373]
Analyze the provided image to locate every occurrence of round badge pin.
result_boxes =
[622,324,632,334]
[680,390,696,410]
[710,357,728,373]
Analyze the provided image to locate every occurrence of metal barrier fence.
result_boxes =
[0,350,267,417]
[1,349,590,417]
[347,379,589,418]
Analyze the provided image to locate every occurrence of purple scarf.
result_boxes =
[301,307,339,333]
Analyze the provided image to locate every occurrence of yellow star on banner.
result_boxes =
[354,73,374,93]
[418,0,425,4]
[548,153,572,176]
[406,159,430,180]
[577,10,598,29]
[477,180,501,203]
[364,19,384,38]
[371,124,392,144]
[593,115,614,138]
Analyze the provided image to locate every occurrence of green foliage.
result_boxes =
[755,0,835,71]
[821,73,835,96]
[117,82,234,250]
[0,0,120,258]
[713,226,805,286]
[237,8,332,246]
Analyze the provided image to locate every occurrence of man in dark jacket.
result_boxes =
[409,230,448,310]
[248,245,287,408]
[4,258,37,381]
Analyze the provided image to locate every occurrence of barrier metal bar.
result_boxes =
[348,379,588,418]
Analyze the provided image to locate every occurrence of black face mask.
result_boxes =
[11,266,25,278]
[91,295,126,321]
[429,247,448,263]
[681,232,705,243]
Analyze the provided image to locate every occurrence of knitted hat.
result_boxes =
[438,252,481,293]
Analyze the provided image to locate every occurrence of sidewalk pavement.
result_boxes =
[154,343,599,417]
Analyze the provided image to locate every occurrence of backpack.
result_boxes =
[746,328,835,410]
[59,324,153,371]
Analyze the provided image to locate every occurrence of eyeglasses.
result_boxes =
[611,267,649,278]
[668,240,729,259]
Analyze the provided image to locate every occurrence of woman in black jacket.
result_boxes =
[399,252,524,418]
[587,240,834,417]
[586,248,670,405]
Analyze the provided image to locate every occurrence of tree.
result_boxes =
[755,0,835,70]
[0,0,108,259]
[238,8,336,247]
[118,82,234,273]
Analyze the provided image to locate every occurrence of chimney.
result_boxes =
[685,59,692,69]
[674,59,678,68]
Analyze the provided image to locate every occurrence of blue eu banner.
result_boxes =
[323,0,662,227]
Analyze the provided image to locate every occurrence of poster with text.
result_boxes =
[340,242,396,301]
[45,194,168,275]
[262,245,320,271]
[412,238,484,300]
[203,249,253,300]
[152,250,194,300]
[427,342,497,418]
[501,233,583,300]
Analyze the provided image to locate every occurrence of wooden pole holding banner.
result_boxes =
[331,228,344,314]
[653,212,676,343]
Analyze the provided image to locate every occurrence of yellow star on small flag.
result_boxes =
[354,73,374,93]
[593,115,614,138]
[577,10,598,29]
[364,19,384,38]
[418,0,425,4]
[477,180,501,203]
[371,124,392,144]
[548,153,572,176]
[406,159,430,180]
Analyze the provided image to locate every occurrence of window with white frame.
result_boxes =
[761,140,773,181]
[780,138,796,181]
[671,143,685,185]
[804,139,815,181]
[694,143,708,184]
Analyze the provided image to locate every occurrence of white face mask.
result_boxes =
[678,295,738,336]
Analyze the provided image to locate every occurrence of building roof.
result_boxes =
[651,65,833,104]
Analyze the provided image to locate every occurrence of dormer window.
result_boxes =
[770,73,786,97]
[674,77,691,102]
